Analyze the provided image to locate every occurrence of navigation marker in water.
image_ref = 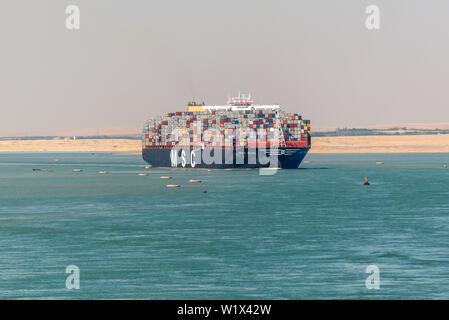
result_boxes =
[363,176,370,186]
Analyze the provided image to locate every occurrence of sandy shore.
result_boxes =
[0,139,141,154]
[2,135,449,154]
[310,134,449,154]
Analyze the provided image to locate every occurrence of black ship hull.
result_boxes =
[142,147,309,169]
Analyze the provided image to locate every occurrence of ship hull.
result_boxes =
[142,147,309,169]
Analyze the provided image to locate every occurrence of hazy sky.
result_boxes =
[1,0,448,134]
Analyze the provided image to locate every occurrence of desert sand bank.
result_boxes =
[0,139,141,154]
[2,135,449,154]
[310,134,449,154]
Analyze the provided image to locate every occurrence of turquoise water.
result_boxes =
[0,152,448,299]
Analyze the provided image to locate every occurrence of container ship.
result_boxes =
[142,94,311,169]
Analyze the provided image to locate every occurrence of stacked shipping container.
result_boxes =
[143,109,310,149]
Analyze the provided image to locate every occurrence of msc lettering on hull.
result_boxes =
[169,148,278,168]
